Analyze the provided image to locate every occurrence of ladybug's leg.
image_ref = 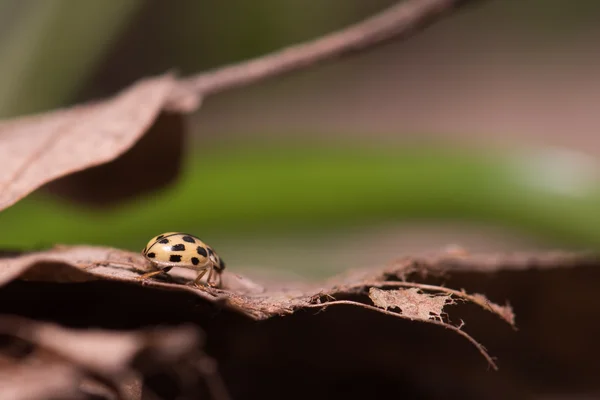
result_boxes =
[206,267,218,288]
[206,268,212,286]
[215,270,223,288]
[192,267,209,286]
[137,266,171,282]
[137,270,164,280]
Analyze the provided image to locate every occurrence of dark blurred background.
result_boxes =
[1,0,600,279]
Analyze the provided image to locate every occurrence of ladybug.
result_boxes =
[140,232,226,288]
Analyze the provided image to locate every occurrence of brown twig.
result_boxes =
[172,0,478,101]
[305,300,498,370]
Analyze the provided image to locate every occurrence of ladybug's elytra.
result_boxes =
[140,232,225,288]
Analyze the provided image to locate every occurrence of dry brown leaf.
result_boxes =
[1,246,592,322]
[368,287,454,322]
[0,73,177,211]
[0,0,479,212]
[471,292,515,327]
[2,246,600,397]
[0,245,528,372]
[42,112,185,207]
[345,280,516,327]
[363,286,501,368]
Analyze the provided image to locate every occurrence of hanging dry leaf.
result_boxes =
[0,0,481,212]
[42,112,186,207]
[0,73,177,211]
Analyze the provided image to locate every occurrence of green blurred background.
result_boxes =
[1,0,600,278]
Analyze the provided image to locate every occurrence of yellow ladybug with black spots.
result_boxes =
[140,232,225,288]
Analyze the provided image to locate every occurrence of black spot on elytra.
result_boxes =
[207,248,214,256]
[182,235,196,243]
[219,258,226,270]
[159,238,169,244]
[171,244,185,251]
[196,247,208,257]
[191,257,199,265]
[169,255,181,263]
[147,252,156,258]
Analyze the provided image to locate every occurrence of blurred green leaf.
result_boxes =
[0,141,599,252]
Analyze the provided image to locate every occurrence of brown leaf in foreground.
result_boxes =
[1,246,599,398]
[0,363,82,400]
[0,315,222,400]
[0,73,177,211]
[0,245,531,372]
